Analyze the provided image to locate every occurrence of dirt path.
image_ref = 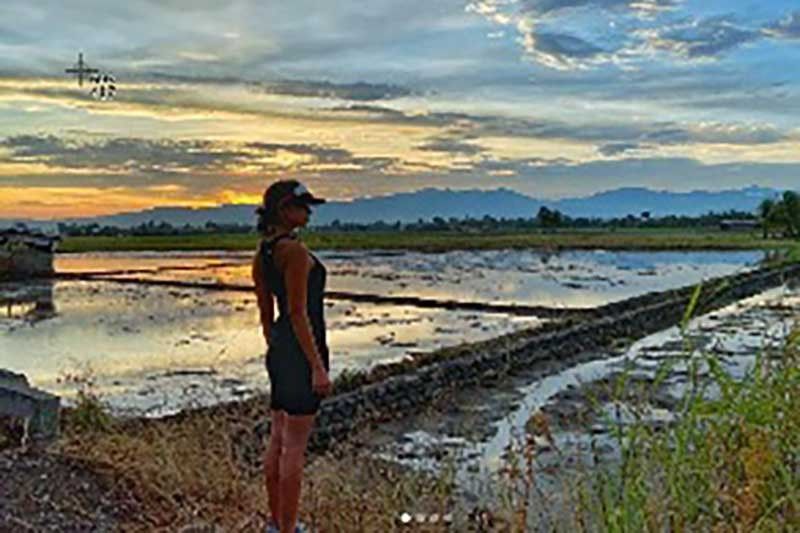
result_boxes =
[0,448,141,532]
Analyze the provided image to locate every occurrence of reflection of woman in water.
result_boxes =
[252,180,333,533]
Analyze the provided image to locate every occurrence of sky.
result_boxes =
[1,1,799,219]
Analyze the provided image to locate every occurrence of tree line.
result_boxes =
[758,191,800,238]
[55,191,799,239]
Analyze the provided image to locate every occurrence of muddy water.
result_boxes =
[1,249,764,415]
[364,283,799,516]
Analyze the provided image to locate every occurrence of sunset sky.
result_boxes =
[1,0,799,219]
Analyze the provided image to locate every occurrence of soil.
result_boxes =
[0,448,141,532]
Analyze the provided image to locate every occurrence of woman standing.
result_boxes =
[252,180,333,533]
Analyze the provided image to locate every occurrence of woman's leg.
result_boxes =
[265,409,287,528]
[279,413,316,533]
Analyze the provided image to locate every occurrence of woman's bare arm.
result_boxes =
[277,241,326,372]
[252,246,274,346]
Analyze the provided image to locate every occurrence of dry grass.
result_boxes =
[62,403,267,531]
[59,394,466,532]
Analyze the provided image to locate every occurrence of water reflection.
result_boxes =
[55,249,766,308]
[0,279,56,322]
[0,278,539,415]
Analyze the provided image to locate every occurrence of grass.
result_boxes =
[789,243,800,263]
[59,228,799,254]
[61,393,461,531]
[577,326,800,531]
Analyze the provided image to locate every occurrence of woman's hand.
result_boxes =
[312,364,333,397]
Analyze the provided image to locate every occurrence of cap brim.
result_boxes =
[294,193,326,205]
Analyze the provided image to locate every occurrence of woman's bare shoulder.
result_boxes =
[273,238,310,269]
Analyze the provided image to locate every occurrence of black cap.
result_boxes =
[282,182,326,206]
[256,180,326,227]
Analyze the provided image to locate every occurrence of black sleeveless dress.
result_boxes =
[260,233,330,415]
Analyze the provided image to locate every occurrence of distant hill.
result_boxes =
[554,186,779,219]
[5,185,785,229]
[313,187,542,225]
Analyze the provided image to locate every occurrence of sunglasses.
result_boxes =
[287,201,312,213]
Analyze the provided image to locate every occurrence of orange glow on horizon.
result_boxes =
[1,186,218,220]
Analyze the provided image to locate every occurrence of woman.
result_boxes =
[252,179,333,533]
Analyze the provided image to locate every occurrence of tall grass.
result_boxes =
[578,327,800,531]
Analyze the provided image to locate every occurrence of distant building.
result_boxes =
[0,227,60,278]
[719,219,758,232]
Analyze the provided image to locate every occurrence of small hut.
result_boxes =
[0,226,60,278]
[719,219,759,232]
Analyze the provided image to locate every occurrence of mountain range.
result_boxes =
[6,185,786,230]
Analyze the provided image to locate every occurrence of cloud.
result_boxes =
[0,134,66,158]
[467,0,800,71]
[243,142,353,163]
[685,122,787,145]
[466,0,672,21]
[417,138,485,156]
[597,142,641,156]
[644,16,762,59]
[466,0,685,69]
[0,135,241,173]
[764,11,800,40]
[517,0,677,17]
[142,73,415,101]
[331,102,792,148]
[516,25,610,69]
[0,134,398,176]
[329,104,411,119]
[528,31,604,58]
[248,79,413,101]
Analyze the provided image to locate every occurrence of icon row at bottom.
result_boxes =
[397,512,454,525]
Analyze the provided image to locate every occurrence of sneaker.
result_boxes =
[265,519,279,533]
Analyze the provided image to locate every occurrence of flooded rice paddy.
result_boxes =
[363,281,800,516]
[58,248,764,306]
[1,248,765,415]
